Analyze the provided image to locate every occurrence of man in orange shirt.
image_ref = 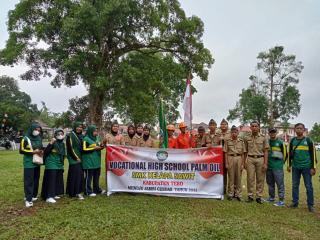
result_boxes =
[176,122,191,149]
[166,124,177,149]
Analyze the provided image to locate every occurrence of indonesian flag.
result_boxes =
[183,77,192,129]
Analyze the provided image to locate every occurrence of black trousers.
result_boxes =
[84,168,101,195]
[24,167,40,202]
[41,169,64,200]
[66,163,84,197]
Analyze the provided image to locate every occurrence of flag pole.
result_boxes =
[188,73,193,147]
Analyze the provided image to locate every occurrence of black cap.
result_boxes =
[198,126,205,132]
[268,128,277,133]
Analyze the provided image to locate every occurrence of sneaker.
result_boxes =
[89,193,96,197]
[101,190,107,194]
[246,197,254,203]
[308,206,315,213]
[54,196,61,199]
[274,201,285,207]
[32,197,38,201]
[288,203,298,208]
[256,198,263,204]
[235,197,242,202]
[25,201,33,208]
[227,196,233,201]
[46,198,57,203]
[77,194,84,200]
[265,197,275,203]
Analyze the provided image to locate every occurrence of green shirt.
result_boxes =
[290,137,314,169]
[268,139,285,170]
[20,137,41,168]
[81,136,101,169]
[45,149,65,170]
[66,132,82,165]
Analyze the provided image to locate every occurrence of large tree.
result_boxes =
[0,0,213,127]
[112,52,188,125]
[0,75,39,130]
[309,123,320,143]
[228,46,302,126]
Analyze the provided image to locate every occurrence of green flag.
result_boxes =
[159,100,168,148]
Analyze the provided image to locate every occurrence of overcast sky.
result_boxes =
[1,0,319,128]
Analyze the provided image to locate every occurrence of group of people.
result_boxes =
[20,119,317,213]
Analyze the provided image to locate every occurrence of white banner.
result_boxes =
[106,145,224,199]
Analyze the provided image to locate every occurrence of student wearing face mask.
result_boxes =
[41,129,66,203]
[82,125,104,196]
[20,122,44,208]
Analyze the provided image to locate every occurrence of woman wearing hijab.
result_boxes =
[136,125,155,148]
[66,122,84,200]
[103,121,124,145]
[123,124,136,146]
[82,125,104,197]
[41,129,66,203]
[20,122,43,208]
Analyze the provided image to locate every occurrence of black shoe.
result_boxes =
[288,203,298,208]
[246,197,254,203]
[308,206,315,213]
[236,197,242,202]
[256,198,263,204]
[227,196,233,201]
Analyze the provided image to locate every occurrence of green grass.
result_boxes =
[0,150,320,240]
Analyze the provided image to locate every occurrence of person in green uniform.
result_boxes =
[266,128,286,207]
[82,125,104,197]
[288,123,316,212]
[66,122,84,200]
[41,129,66,203]
[19,122,43,208]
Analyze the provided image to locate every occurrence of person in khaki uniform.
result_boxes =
[194,126,207,148]
[123,124,136,146]
[223,126,246,201]
[205,119,221,147]
[103,121,125,145]
[133,124,143,144]
[136,125,155,148]
[244,120,269,203]
[217,118,231,194]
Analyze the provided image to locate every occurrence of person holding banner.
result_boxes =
[166,124,177,148]
[224,126,246,201]
[136,125,155,148]
[66,122,84,200]
[123,124,137,146]
[82,125,104,197]
[176,122,191,149]
[41,129,66,203]
[20,122,43,208]
[244,121,269,204]
[103,121,124,145]
[194,126,207,148]
[205,119,221,147]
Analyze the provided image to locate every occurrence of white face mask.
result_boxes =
[32,130,40,136]
[56,135,64,140]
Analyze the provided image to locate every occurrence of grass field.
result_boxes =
[0,150,319,240]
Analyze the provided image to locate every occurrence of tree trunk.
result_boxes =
[88,86,104,129]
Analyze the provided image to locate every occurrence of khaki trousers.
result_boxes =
[227,156,242,197]
[247,157,265,198]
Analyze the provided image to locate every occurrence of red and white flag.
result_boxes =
[183,77,192,129]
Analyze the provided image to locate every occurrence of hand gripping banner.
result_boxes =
[106,145,224,199]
